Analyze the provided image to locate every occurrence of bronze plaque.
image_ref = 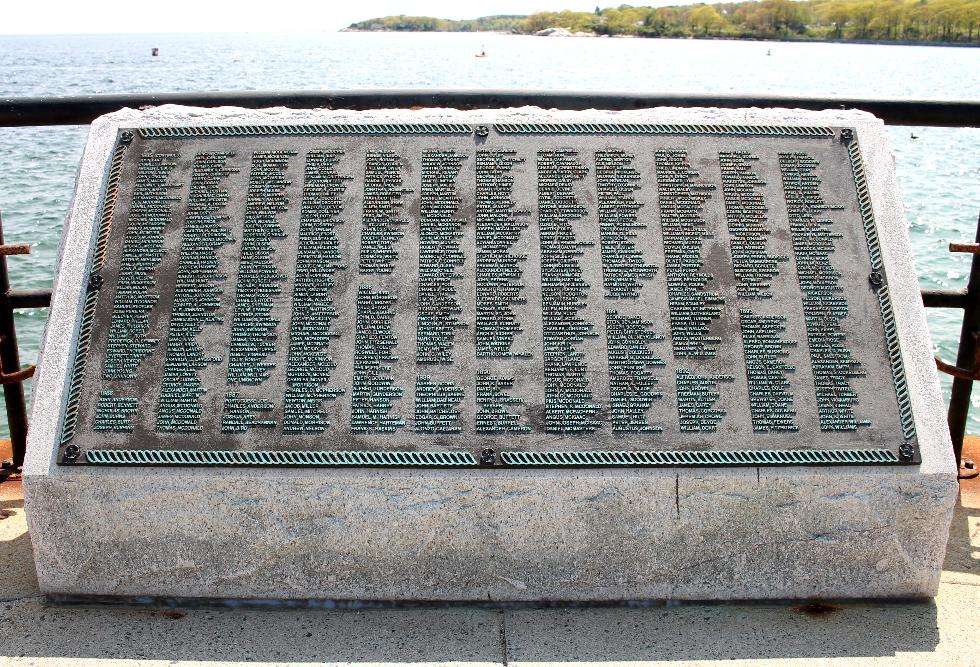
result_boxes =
[56,123,916,467]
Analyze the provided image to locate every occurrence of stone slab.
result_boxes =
[23,106,958,600]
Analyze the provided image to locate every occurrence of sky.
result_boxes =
[2,0,627,35]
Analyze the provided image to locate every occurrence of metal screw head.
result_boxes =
[63,444,80,463]
[839,128,854,144]
[475,125,489,138]
[899,443,914,461]
[88,273,104,291]
[120,130,134,144]
[479,448,495,465]
[868,271,884,289]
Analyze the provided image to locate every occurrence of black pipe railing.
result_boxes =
[1,90,979,128]
[921,288,969,309]
[0,90,977,480]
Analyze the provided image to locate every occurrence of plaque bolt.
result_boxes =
[88,273,104,291]
[475,125,489,138]
[899,443,914,461]
[480,448,495,466]
[63,444,80,463]
[868,271,884,289]
[120,131,134,144]
[839,128,854,144]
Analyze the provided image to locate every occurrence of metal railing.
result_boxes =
[923,216,980,479]
[0,90,977,480]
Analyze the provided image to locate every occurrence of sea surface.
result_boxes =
[0,31,977,439]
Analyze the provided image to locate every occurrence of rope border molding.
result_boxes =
[139,123,472,138]
[499,448,899,466]
[58,139,128,447]
[84,449,477,466]
[494,123,835,136]
[846,136,917,447]
[78,447,898,467]
[136,123,836,139]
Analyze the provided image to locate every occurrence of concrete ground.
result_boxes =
[1,443,977,666]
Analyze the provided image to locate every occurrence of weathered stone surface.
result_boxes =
[23,466,955,599]
[23,106,957,600]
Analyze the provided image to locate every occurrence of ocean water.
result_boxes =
[0,31,978,438]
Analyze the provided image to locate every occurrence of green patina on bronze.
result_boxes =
[59,123,917,467]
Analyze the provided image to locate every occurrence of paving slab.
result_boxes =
[504,583,979,665]
[0,595,504,665]
[1,480,39,602]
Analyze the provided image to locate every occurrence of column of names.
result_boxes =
[156,152,237,432]
[780,152,867,432]
[282,149,351,433]
[222,150,295,432]
[720,150,799,433]
[537,149,600,433]
[97,151,181,432]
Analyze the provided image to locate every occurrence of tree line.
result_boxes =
[348,0,980,44]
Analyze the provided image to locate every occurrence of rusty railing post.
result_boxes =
[0,211,30,470]
[946,212,980,476]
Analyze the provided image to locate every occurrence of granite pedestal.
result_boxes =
[23,106,957,601]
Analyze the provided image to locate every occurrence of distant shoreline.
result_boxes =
[347,4,980,48]
[343,28,980,49]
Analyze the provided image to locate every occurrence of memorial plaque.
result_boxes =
[55,122,915,467]
[24,108,956,602]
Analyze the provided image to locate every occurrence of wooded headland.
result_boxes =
[348,1,980,45]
